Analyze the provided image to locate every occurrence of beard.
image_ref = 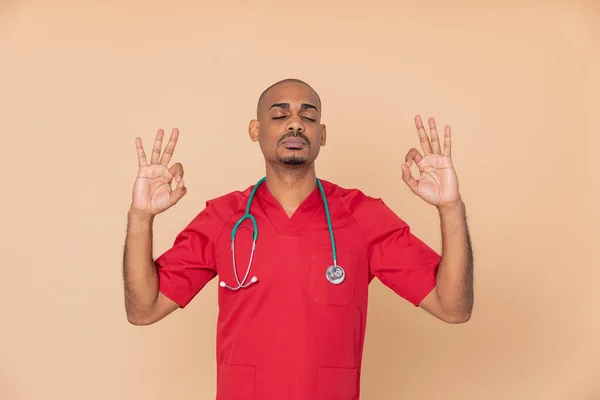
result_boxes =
[275,130,311,166]
[277,154,308,165]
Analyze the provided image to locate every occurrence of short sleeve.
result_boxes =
[154,201,224,308]
[351,196,440,306]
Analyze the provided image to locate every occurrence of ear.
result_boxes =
[320,124,327,146]
[248,119,260,142]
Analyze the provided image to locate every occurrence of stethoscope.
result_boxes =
[219,176,345,290]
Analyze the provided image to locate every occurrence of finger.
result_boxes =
[443,124,451,156]
[170,176,187,205]
[168,162,184,181]
[159,128,179,166]
[135,137,148,167]
[404,148,424,168]
[150,129,165,164]
[428,117,441,154]
[401,163,419,195]
[414,115,432,155]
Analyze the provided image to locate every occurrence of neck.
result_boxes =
[263,162,317,217]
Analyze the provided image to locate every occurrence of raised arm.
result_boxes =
[123,128,187,325]
[401,116,474,323]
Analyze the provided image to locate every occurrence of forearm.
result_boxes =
[123,209,160,323]
[435,200,473,321]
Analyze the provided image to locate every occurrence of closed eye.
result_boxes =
[272,115,315,121]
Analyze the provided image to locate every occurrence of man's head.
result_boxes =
[249,79,326,168]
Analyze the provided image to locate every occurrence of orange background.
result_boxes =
[1,1,599,399]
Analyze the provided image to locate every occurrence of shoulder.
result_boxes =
[321,179,385,213]
[184,183,253,230]
[201,184,253,219]
[322,179,408,228]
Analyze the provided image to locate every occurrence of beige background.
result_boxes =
[1,1,599,399]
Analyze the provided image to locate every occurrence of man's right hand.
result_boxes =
[130,128,187,216]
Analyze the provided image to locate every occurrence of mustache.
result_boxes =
[277,131,311,146]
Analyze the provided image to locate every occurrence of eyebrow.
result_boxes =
[269,102,319,112]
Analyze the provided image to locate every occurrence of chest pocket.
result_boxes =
[309,248,358,307]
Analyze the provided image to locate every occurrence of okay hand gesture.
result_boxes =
[401,116,462,208]
[130,128,187,216]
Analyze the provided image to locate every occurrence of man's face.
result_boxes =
[249,82,326,167]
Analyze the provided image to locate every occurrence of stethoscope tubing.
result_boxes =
[220,177,340,290]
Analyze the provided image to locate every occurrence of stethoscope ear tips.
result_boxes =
[218,277,258,290]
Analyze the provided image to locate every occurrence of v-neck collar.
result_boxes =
[254,179,335,237]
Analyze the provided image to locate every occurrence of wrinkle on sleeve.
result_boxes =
[344,193,440,306]
[154,201,224,308]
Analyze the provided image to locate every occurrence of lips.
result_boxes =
[281,138,306,149]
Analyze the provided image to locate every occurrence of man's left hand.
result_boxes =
[401,115,462,209]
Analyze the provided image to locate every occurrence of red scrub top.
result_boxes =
[155,179,441,400]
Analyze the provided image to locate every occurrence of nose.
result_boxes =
[286,116,304,133]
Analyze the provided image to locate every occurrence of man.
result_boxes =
[123,78,473,399]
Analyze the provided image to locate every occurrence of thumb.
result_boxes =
[401,163,419,195]
[170,174,187,205]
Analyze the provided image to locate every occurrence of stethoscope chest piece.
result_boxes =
[222,176,346,291]
[326,265,345,285]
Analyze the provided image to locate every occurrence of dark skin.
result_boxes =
[247,82,472,323]
[123,80,473,325]
[248,81,326,217]
[122,82,327,324]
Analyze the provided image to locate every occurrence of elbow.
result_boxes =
[125,308,157,326]
[436,299,473,324]
[442,311,472,324]
[440,305,472,324]
[127,314,157,326]
[127,314,153,326]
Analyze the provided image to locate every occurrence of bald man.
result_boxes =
[123,78,474,399]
